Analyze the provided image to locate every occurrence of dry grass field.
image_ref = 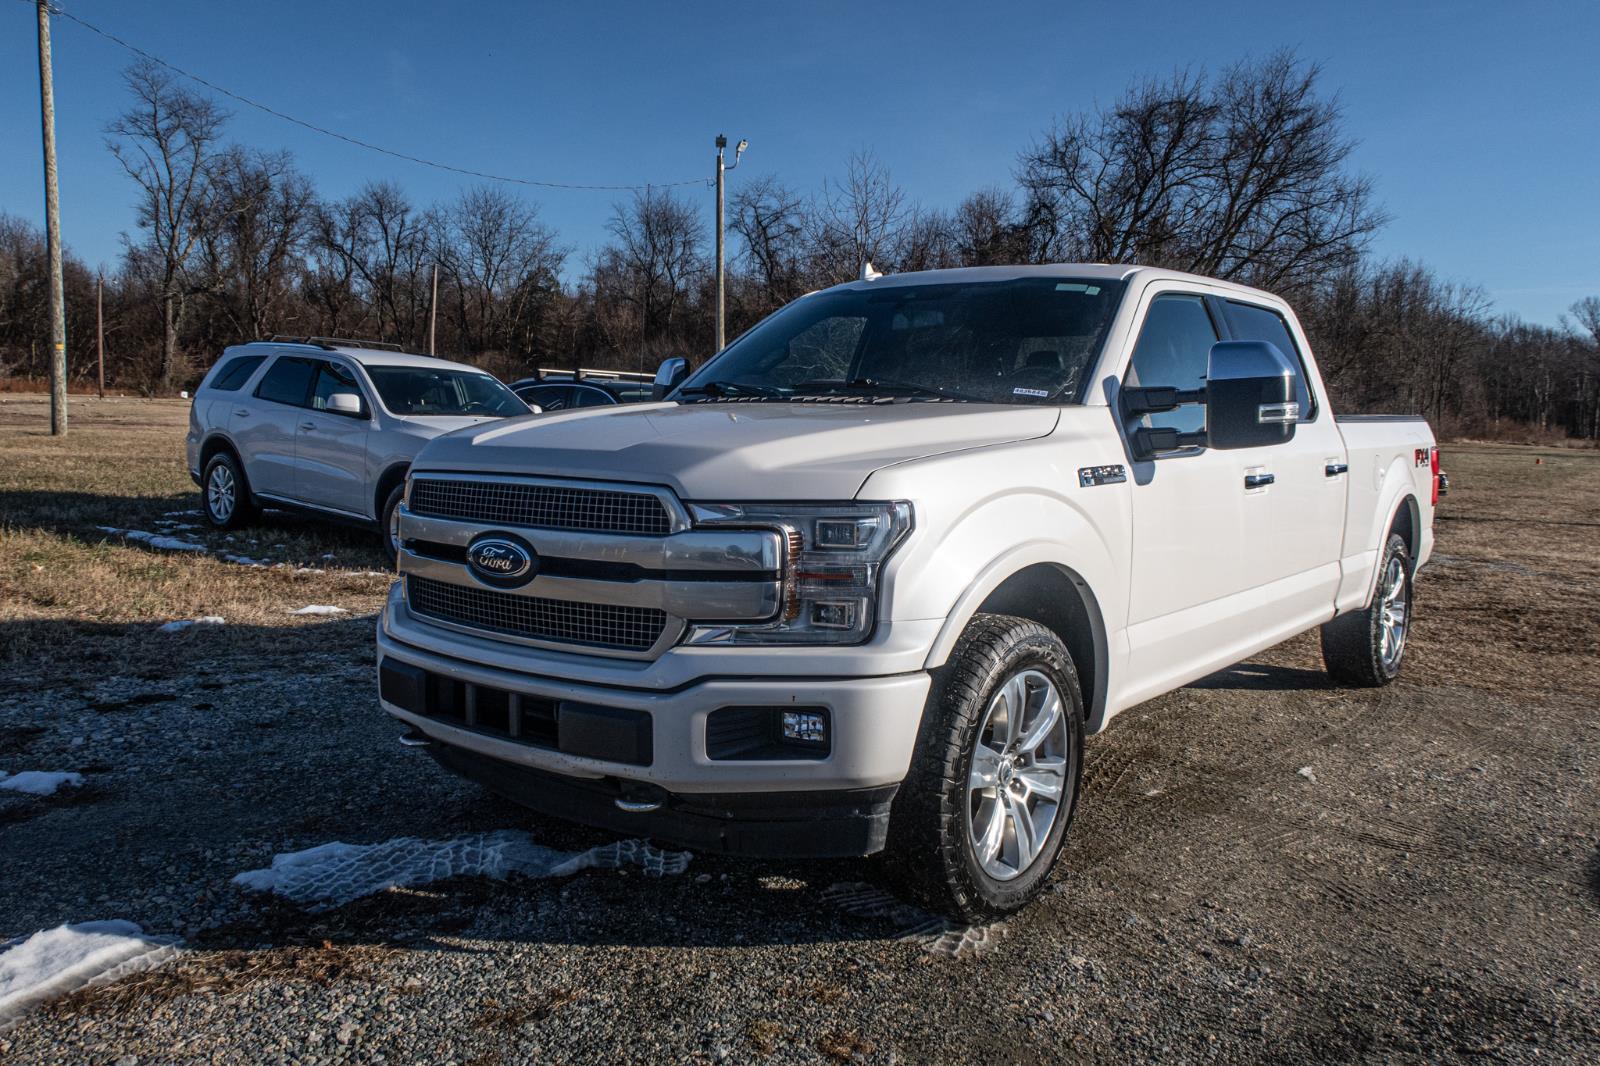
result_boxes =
[0,393,1595,1063]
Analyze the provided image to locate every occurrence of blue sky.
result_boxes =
[2,0,1595,325]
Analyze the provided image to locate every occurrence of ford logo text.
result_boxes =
[466,535,537,587]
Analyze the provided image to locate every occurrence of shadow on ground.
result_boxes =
[1188,662,1333,691]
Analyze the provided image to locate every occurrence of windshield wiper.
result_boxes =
[838,377,984,402]
[677,380,786,398]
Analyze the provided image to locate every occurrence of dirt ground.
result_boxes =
[0,394,1595,1063]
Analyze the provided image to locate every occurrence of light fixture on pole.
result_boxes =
[714,134,747,353]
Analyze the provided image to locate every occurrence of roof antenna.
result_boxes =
[859,261,882,281]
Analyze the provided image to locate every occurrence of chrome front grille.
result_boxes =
[407,575,668,653]
[409,477,673,536]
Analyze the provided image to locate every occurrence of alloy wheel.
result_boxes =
[966,669,1071,881]
[207,464,235,522]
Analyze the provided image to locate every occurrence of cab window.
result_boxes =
[1126,294,1217,434]
[1222,300,1316,421]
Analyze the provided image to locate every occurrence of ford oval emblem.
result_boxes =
[466,534,538,588]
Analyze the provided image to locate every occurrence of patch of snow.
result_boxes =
[156,616,225,633]
[0,771,84,797]
[161,510,200,517]
[95,526,205,553]
[0,921,181,1029]
[233,832,691,910]
[1296,766,1318,784]
[220,554,267,567]
[290,605,347,616]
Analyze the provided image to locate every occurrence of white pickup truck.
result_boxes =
[376,265,1443,919]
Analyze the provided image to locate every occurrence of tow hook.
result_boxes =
[398,730,432,748]
[614,782,668,813]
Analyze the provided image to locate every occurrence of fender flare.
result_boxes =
[922,540,1113,728]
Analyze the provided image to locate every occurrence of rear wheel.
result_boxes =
[885,614,1084,922]
[201,452,256,531]
[1321,532,1413,687]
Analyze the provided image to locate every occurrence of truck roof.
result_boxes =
[826,263,1287,305]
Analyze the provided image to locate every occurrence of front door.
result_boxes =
[1119,288,1255,701]
[294,359,372,516]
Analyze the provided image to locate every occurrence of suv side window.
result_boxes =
[310,361,368,417]
[209,355,265,392]
[571,385,616,408]
[519,385,571,410]
[1222,300,1316,421]
[1126,294,1217,434]
[254,356,319,407]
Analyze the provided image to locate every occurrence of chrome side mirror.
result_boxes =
[652,357,689,401]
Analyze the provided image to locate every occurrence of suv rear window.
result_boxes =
[209,355,265,392]
[254,357,318,407]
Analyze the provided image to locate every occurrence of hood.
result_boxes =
[413,401,1061,500]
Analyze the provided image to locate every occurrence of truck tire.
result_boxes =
[885,614,1084,922]
[1321,532,1413,687]
[380,484,405,568]
[201,451,257,531]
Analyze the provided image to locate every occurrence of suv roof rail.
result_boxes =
[265,335,409,353]
[530,366,653,382]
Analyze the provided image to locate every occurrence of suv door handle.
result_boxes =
[1244,473,1276,489]
[300,420,317,431]
[234,408,249,418]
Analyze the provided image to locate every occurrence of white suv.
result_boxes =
[185,338,530,563]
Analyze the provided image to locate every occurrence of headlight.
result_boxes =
[683,501,913,646]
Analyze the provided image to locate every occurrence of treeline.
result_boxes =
[1,52,1596,440]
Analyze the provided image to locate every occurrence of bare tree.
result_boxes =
[435,186,565,358]
[198,147,315,342]
[592,188,706,356]
[1019,51,1385,292]
[730,176,809,313]
[808,152,910,282]
[106,60,228,390]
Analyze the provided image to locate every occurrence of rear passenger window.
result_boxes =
[254,357,318,407]
[209,356,265,392]
[1127,294,1217,434]
[572,387,614,408]
[1223,301,1316,421]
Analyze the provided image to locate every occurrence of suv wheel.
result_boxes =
[1321,531,1413,687]
[201,452,256,530]
[379,484,405,568]
[885,614,1084,922]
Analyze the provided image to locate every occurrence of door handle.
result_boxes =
[234,408,249,418]
[1244,473,1276,489]
[1325,462,1348,477]
[300,421,317,431]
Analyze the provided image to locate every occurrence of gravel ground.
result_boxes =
[1,410,1596,1063]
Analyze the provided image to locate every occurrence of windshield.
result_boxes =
[365,367,528,417]
[679,277,1126,404]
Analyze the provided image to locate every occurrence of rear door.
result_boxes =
[294,359,373,516]
[1216,298,1346,617]
[235,355,317,497]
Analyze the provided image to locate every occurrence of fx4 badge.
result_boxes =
[1079,464,1127,488]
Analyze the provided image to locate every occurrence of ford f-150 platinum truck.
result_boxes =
[376,264,1442,920]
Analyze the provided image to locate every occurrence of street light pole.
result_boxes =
[713,134,747,353]
[36,0,67,434]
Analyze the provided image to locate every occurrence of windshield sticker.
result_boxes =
[1012,387,1051,398]
[1055,283,1101,295]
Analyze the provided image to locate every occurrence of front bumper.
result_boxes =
[377,598,932,856]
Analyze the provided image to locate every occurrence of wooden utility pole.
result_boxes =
[36,0,67,434]
[713,134,746,353]
[428,263,439,356]
[96,273,105,398]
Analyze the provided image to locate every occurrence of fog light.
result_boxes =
[810,600,856,630]
[781,711,828,745]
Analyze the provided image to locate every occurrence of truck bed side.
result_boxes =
[1332,415,1437,613]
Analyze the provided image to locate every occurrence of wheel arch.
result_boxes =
[373,462,411,523]
[925,549,1111,732]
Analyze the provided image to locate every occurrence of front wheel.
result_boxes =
[379,484,405,569]
[1321,532,1413,687]
[885,614,1084,922]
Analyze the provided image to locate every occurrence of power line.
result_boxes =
[36,1,709,193]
